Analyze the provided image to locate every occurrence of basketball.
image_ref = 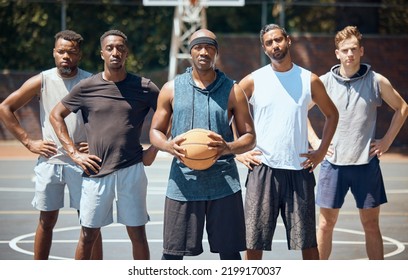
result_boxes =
[179,128,217,170]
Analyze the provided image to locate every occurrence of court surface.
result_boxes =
[0,141,407,260]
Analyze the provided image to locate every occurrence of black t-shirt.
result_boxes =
[62,72,159,177]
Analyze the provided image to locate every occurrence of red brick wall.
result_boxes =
[1,34,407,149]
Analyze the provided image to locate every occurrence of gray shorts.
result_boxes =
[163,191,246,256]
[80,162,149,228]
[245,164,317,250]
[32,160,83,211]
[316,157,387,209]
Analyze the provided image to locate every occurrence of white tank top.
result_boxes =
[250,64,312,170]
[39,68,91,164]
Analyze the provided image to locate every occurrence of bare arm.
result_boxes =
[370,73,408,156]
[234,74,262,169]
[143,115,172,166]
[238,74,254,101]
[307,117,321,150]
[307,116,334,158]
[50,102,101,175]
[0,74,57,157]
[301,74,338,172]
[223,83,256,154]
[142,145,159,166]
[149,81,186,160]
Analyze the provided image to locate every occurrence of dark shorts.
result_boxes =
[163,191,246,256]
[244,164,317,251]
[316,157,387,209]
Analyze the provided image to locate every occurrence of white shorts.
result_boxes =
[79,162,149,228]
[32,160,83,211]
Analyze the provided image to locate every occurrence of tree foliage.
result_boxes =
[0,0,407,73]
[0,1,174,73]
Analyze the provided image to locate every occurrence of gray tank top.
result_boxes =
[320,64,382,165]
[39,68,91,164]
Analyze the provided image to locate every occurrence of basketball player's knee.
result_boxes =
[361,219,380,233]
[319,217,336,230]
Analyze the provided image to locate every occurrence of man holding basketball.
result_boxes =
[150,28,256,260]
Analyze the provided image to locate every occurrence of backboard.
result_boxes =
[143,0,245,7]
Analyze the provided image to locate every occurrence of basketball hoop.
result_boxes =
[189,0,199,6]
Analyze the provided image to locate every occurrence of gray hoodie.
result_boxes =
[319,63,382,165]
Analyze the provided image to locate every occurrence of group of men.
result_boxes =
[0,24,406,260]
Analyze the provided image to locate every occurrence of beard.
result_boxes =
[59,67,72,75]
[271,46,289,61]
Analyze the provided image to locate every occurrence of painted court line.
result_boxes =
[6,223,406,260]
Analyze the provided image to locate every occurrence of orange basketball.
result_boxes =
[180,128,217,170]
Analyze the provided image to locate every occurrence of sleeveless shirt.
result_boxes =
[319,64,382,165]
[166,67,241,201]
[251,64,312,170]
[39,67,91,164]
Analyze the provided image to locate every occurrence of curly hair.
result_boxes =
[54,30,84,48]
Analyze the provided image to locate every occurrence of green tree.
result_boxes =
[0,1,174,74]
[0,1,60,71]
[1,0,407,74]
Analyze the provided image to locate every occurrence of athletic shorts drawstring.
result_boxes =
[114,171,118,202]
[58,165,63,182]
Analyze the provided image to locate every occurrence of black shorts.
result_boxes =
[163,191,246,256]
[245,164,317,250]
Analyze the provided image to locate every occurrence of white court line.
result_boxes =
[386,189,408,194]
[7,223,406,260]
[1,175,406,181]
[0,175,34,179]
[0,210,164,215]
[3,240,408,245]
[0,186,168,194]
[332,228,406,259]
[1,186,408,195]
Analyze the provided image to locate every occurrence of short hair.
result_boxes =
[260,24,288,45]
[54,30,84,48]
[335,26,363,49]
[100,30,128,46]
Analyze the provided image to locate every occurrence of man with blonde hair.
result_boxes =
[309,26,408,259]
